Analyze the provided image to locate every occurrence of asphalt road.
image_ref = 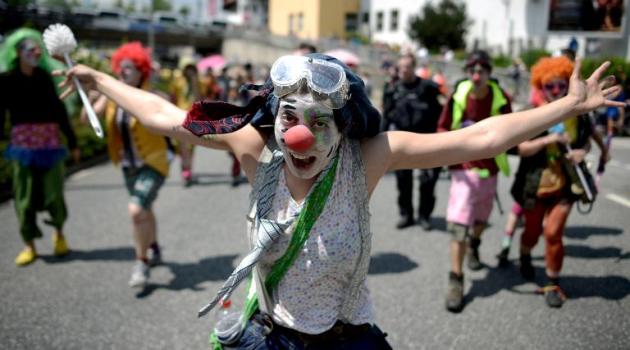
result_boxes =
[1,139,629,350]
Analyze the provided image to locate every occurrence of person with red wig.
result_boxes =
[511,56,609,308]
[87,42,169,288]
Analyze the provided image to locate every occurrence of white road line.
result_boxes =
[606,193,630,209]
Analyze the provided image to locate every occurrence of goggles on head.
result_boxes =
[270,55,350,109]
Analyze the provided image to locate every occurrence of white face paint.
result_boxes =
[119,59,143,87]
[18,40,41,68]
[275,93,342,180]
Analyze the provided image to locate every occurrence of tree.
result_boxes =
[408,0,471,51]
[151,0,171,12]
[179,5,190,19]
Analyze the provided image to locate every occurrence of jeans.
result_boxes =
[225,319,393,350]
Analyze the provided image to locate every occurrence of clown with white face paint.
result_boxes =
[73,42,170,289]
[118,58,143,87]
[0,28,79,267]
[62,51,624,349]
[275,93,342,180]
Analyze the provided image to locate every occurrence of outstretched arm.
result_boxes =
[57,64,233,151]
[363,60,624,192]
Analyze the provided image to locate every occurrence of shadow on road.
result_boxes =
[465,262,630,310]
[563,244,630,260]
[368,252,419,274]
[40,247,135,263]
[529,244,630,261]
[136,254,238,299]
[564,225,624,240]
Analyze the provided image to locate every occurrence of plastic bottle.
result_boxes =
[213,299,244,345]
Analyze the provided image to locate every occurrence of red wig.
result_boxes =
[111,42,152,83]
[530,56,574,90]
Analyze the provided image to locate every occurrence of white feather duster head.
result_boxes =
[43,24,77,56]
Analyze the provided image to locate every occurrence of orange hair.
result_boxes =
[111,42,152,83]
[530,56,574,89]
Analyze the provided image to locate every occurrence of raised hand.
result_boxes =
[568,60,625,115]
[53,64,100,100]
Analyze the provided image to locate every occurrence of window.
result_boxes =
[298,13,303,31]
[289,14,294,34]
[345,13,358,32]
[362,12,369,24]
[390,10,398,31]
[376,11,383,32]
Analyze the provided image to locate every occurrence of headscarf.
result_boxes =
[183,54,381,140]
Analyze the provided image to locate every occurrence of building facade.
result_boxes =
[365,0,630,59]
[268,0,360,40]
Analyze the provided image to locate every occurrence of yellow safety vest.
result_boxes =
[451,80,511,177]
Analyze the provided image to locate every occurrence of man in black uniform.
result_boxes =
[382,54,443,230]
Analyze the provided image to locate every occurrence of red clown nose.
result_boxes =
[284,125,315,152]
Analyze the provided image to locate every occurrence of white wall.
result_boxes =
[369,0,433,49]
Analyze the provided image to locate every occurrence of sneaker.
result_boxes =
[15,247,37,266]
[128,261,150,288]
[539,284,566,308]
[519,254,535,280]
[53,233,69,257]
[148,247,162,267]
[496,247,510,268]
[445,272,464,312]
[418,217,433,231]
[396,216,415,229]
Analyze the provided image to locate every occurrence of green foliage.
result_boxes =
[408,0,471,51]
[347,32,371,45]
[520,48,551,69]
[42,0,70,10]
[580,57,630,81]
[71,119,107,161]
[493,54,512,68]
[151,0,171,12]
[454,49,467,61]
[7,0,35,6]
[179,6,190,18]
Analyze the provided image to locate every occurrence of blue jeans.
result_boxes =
[225,319,393,350]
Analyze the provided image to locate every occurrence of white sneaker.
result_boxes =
[128,261,150,288]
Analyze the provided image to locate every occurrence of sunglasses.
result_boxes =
[543,81,568,92]
[465,67,489,75]
[270,55,349,109]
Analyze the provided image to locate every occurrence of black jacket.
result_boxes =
[381,77,442,133]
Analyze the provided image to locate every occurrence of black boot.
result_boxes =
[466,238,482,271]
[519,254,535,280]
[445,271,464,312]
[396,215,415,229]
[496,247,510,268]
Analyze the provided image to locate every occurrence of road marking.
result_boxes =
[70,169,93,180]
[606,193,630,208]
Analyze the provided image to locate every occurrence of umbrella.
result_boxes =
[324,48,361,67]
[197,54,226,74]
